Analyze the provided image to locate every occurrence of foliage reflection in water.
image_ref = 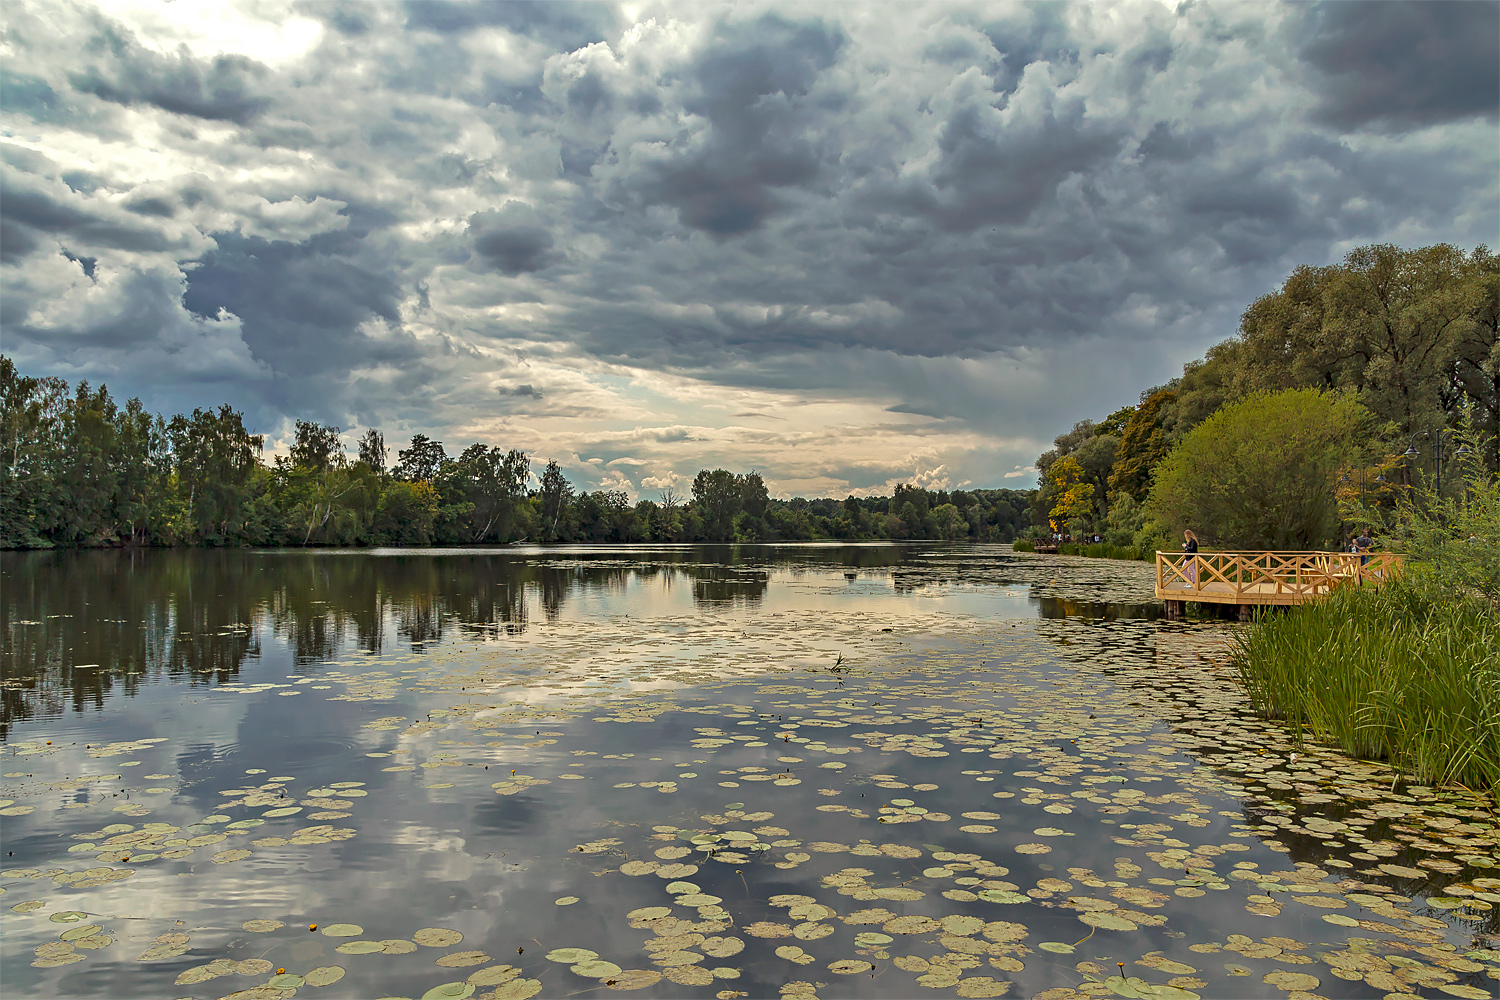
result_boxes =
[0,546,1496,1000]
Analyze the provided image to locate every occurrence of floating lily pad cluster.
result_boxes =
[3,552,1498,1000]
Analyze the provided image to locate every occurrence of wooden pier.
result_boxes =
[1156,550,1402,620]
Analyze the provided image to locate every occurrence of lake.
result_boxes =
[1,545,1496,1000]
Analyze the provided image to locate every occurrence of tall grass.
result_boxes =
[1055,541,1148,561]
[1233,581,1500,800]
[1010,539,1149,560]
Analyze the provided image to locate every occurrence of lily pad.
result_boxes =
[572,959,624,978]
[414,927,463,947]
[320,923,363,937]
[546,947,598,963]
[467,966,520,986]
[1080,912,1138,931]
[268,973,306,988]
[436,950,490,968]
[304,966,346,987]
[421,984,475,1000]
[336,940,385,955]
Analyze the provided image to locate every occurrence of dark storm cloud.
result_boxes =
[468,206,558,275]
[68,19,270,124]
[1,0,1493,488]
[299,1,371,37]
[603,13,844,236]
[927,98,1123,230]
[0,166,174,259]
[1299,1,1500,131]
[180,224,425,419]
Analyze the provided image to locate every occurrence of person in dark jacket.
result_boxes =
[1181,529,1199,587]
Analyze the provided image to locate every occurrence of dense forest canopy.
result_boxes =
[1033,243,1498,550]
[0,357,1031,549]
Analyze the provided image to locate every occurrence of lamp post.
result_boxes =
[1416,427,1472,496]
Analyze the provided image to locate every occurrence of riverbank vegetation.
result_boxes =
[0,358,1031,548]
[1031,243,1497,553]
[1235,583,1499,799]
[1234,430,1500,799]
[1011,539,1144,561]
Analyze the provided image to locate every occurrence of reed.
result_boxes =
[1233,581,1500,799]
[1010,538,1148,560]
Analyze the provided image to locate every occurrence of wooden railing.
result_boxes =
[1154,550,1403,605]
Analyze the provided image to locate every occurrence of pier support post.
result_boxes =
[1238,604,1252,622]
[1165,600,1185,620]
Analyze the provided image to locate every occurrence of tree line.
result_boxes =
[0,357,1032,549]
[1032,243,1498,552]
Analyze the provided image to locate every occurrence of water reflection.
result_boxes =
[1,545,951,736]
[2,547,1498,1000]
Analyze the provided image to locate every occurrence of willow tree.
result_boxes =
[1146,389,1371,550]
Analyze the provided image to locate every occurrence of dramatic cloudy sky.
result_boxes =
[2,1,1496,496]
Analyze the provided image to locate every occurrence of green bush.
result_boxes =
[1147,388,1372,549]
[1011,539,1035,552]
[1234,581,1500,800]
[1348,405,1498,608]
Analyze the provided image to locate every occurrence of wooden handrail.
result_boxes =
[1155,550,1402,604]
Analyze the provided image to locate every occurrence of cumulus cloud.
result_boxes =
[1,0,1494,493]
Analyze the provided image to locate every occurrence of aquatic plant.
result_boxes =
[1234,581,1500,799]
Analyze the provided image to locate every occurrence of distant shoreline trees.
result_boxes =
[0,357,1032,549]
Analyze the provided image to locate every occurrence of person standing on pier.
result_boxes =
[1181,529,1199,587]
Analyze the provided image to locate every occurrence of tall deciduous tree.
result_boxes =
[394,434,448,482]
[692,469,742,538]
[290,421,344,473]
[1146,389,1371,550]
[539,460,573,541]
[1108,389,1176,503]
[357,429,386,474]
[169,405,264,542]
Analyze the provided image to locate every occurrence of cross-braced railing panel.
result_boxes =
[1155,550,1403,604]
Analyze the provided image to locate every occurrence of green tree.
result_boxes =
[1045,456,1094,533]
[0,358,68,547]
[373,480,439,544]
[169,405,264,543]
[1109,389,1176,503]
[1146,389,1372,549]
[290,420,344,473]
[538,461,573,541]
[453,444,529,542]
[692,469,742,539]
[930,503,967,540]
[394,434,448,482]
[356,429,387,474]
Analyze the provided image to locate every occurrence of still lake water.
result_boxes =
[1,544,1496,1000]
